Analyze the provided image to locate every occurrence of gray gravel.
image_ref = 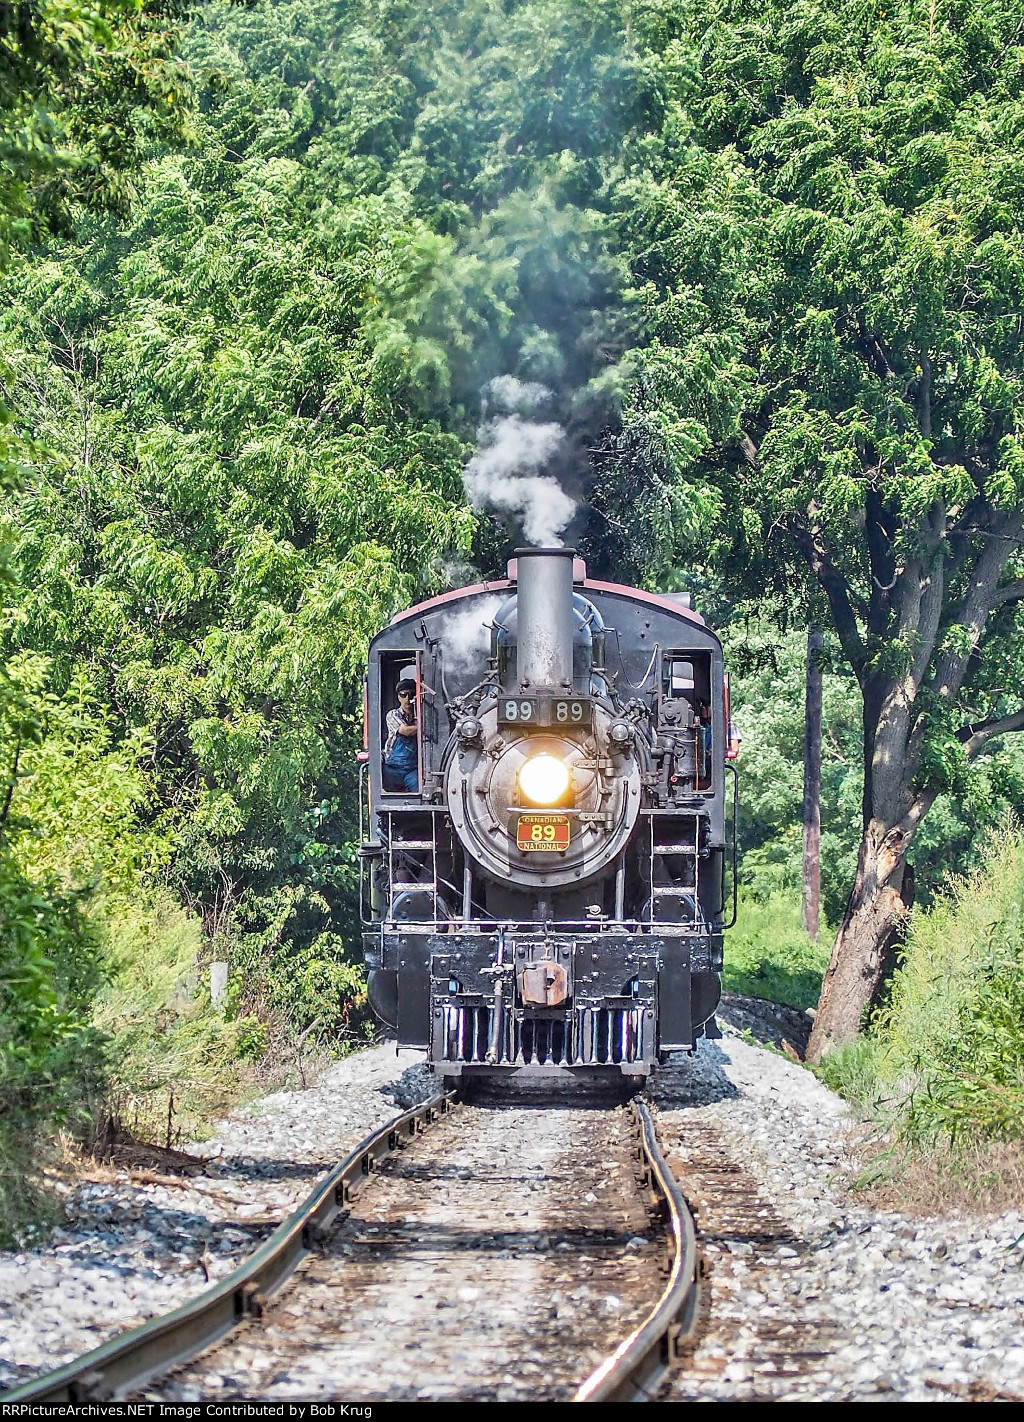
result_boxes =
[0,1045,434,1391]
[3,1028,1023,1402]
[653,1031,1024,1403]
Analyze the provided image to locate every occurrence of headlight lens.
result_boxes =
[518,753,570,805]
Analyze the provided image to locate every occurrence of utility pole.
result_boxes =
[802,625,823,939]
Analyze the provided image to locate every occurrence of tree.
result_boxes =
[1,0,479,1030]
[721,618,1024,923]
[0,0,193,262]
[615,0,1024,1056]
[725,623,864,919]
[1,0,648,990]
[1,1,199,1224]
[802,626,823,940]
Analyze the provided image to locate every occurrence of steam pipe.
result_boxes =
[614,853,626,922]
[515,546,574,690]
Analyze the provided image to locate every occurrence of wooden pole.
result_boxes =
[802,626,823,939]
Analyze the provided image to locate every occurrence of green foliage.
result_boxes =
[880,829,1024,1144]
[0,119,475,1002]
[823,829,1024,1147]
[613,0,1024,955]
[726,620,1024,916]
[727,625,862,921]
[723,892,830,1009]
[2,0,653,1081]
[0,649,262,1229]
[94,892,250,1143]
[0,0,194,262]
[0,662,115,1237]
[1,0,198,1231]
[250,930,373,1050]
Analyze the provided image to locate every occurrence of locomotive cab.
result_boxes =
[359,549,733,1085]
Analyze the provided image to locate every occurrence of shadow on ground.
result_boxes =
[718,994,815,1054]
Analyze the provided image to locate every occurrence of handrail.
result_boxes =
[724,762,739,930]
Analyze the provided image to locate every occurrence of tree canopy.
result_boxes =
[611,0,1024,1049]
[0,0,193,261]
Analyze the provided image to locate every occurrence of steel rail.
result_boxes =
[2,1091,457,1404]
[574,1098,700,1403]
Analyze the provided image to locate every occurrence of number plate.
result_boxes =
[498,697,591,727]
[516,814,571,852]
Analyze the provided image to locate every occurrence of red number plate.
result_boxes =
[517,815,571,851]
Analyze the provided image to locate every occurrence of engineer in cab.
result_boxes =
[383,677,420,792]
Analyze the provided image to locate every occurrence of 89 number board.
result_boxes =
[516,814,571,852]
[499,696,591,727]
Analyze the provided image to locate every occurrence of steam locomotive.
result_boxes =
[359,549,736,1086]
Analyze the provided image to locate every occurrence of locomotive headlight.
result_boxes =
[518,753,570,806]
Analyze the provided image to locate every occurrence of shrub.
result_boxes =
[723,892,830,1010]
[878,830,1024,1147]
[94,892,251,1146]
[0,661,111,1238]
[0,848,106,1239]
[817,828,1024,1188]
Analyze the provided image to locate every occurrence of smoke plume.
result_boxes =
[462,376,576,547]
[440,594,506,678]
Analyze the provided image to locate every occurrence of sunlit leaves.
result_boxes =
[625,0,1024,724]
[0,17,489,988]
[0,0,194,262]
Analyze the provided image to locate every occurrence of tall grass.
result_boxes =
[818,828,1024,1165]
[94,892,259,1147]
[724,892,831,1009]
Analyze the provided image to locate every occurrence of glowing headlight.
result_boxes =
[518,753,570,805]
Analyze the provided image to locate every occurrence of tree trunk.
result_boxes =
[802,626,823,939]
[805,818,912,1063]
[793,496,1023,1062]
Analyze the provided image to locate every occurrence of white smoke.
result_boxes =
[462,376,577,547]
[484,374,552,416]
[441,594,506,678]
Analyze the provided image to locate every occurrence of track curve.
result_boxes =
[3,1095,699,1404]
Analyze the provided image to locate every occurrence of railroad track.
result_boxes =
[3,1094,699,1404]
[658,1116,841,1402]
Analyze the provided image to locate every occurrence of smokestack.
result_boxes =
[515,547,574,690]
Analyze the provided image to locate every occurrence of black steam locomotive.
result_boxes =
[359,549,736,1086]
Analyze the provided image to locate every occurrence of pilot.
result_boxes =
[383,677,420,793]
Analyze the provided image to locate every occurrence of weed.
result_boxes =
[723,893,830,1010]
[814,1037,885,1110]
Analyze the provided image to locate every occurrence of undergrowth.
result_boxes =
[817,829,1024,1210]
[723,893,830,1010]
[94,893,258,1148]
